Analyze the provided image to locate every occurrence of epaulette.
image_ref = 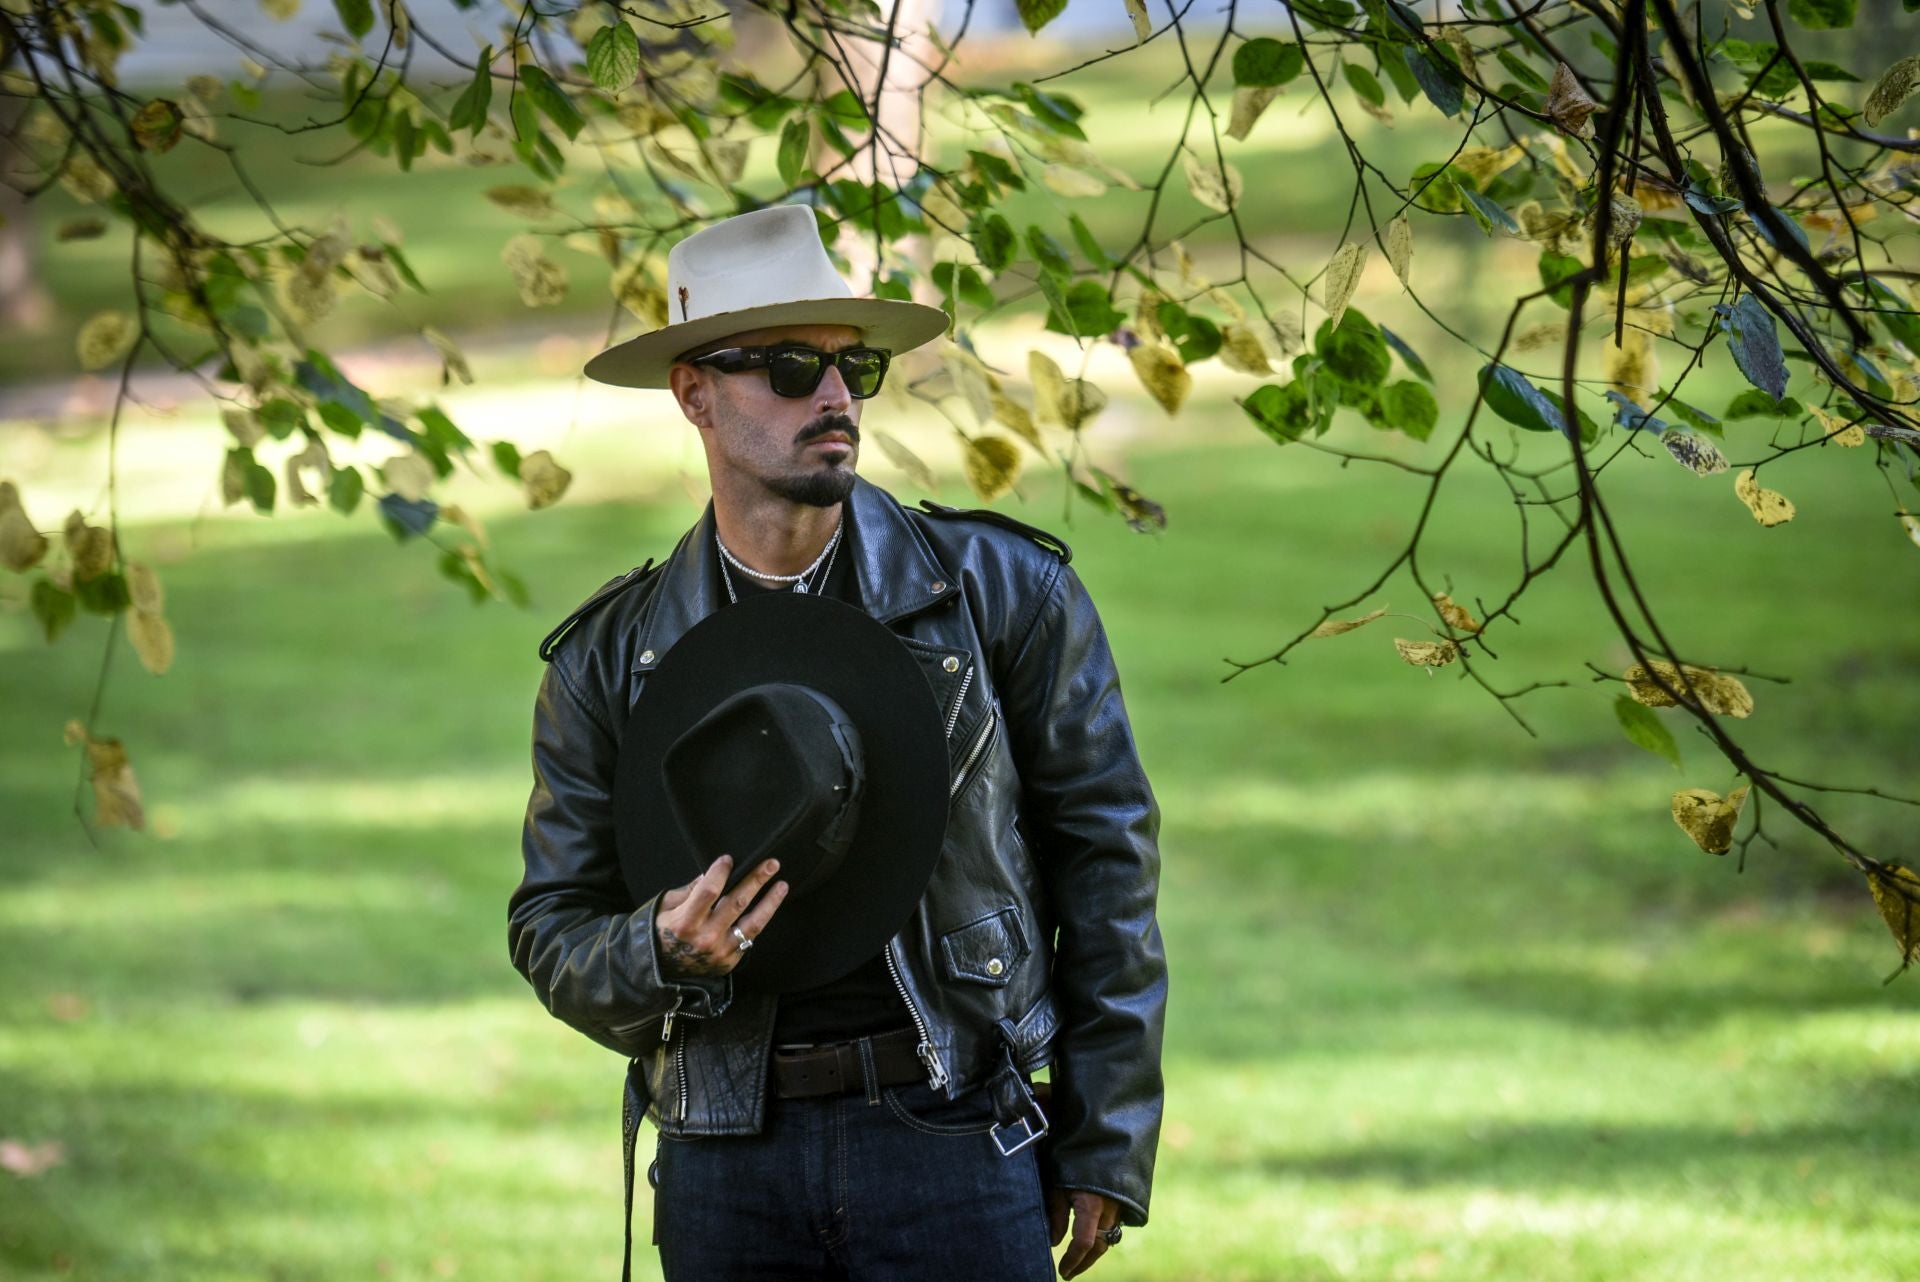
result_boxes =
[538,559,657,663]
[916,500,1072,564]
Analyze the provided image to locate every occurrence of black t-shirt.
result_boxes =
[711,505,911,1046]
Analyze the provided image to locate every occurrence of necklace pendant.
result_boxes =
[793,581,808,594]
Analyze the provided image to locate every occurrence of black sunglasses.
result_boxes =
[689,344,891,399]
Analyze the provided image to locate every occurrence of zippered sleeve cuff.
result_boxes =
[636,891,733,1020]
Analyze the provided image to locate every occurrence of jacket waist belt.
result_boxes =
[771,1027,923,1098]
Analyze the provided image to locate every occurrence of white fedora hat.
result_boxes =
[583,205,950,390]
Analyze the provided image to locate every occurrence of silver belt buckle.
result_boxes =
[990,1109,1048,1157]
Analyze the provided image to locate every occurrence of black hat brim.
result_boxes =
[612,592,949,994]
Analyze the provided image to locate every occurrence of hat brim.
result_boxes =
[584,297,951,390]
[612,592,950,994]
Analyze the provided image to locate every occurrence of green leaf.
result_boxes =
[1494,46,1549,92]
[245,459,277,514]
[1344,62,1386,107]
[1405,47,1465,116]
[449,48,494,137]
[1026,225,1072,283]
[75,571,130,617]
[1243,382,1314,443]
[932,262,995,312]
[1379,379,1438,440]
[1614,694,1682,769]
[1314,310,1391,390]
[973,214,1016,272]
[334,0,374,40]
[1856,276,1920,354]
[329,465,365,515]
[1461,187,1519,236]
[30,578,77,643]
[1787,0,1855,28]
[1043,280,1125,338]
[520,65,585,142]
[1016,0,1069,33]
[1068,213,1111,270]
[491,440,523,479]
[1714,296,1788,401]
[1480,362,1570,436]
[777,117,810,188]
[1538,249,1585,308]
[379,493,439,541]
[1380,325,1434,384]
[1723,389,1801,419]
[1233,38,1305,87]
[1663,396,1723,437]
[587,24,641,93]
[1156,302,1223,363]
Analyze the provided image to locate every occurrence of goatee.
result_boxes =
[768,465,855,507]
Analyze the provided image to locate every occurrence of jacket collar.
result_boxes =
[632,474,957,674]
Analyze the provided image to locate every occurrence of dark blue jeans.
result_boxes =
[652,1077,1055,1281]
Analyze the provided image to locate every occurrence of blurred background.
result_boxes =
[2,2,1918,1279]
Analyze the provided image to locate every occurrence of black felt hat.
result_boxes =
[612,592,949,993]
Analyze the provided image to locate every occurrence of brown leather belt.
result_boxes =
[771,1027,925,1099]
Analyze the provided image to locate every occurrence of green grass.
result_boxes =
[2,413,1917,1279]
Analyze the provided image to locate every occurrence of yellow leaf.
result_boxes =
[1040,165,1107,198]
[1124,0,1150,42]
[1226,85,1282,142]
[1310,605,1387,638]
[86,736,145,830]
[502,234,568,307]
[285,439,332,509]
[76,311,138,371]
[1862,54,1920,129]
[220,451,248,507]
[1624,660,1754,718]
[486,184,558,220]
[699,137,748,187]
[963,434,1023,503]
[1809,404,1864,446]
[124,561,164,614]
[1670,785,1749,855]
[1602,324,1658,409]
[0,481,49,573]
[58,153,117,204]
[1453,144,1526,189]
[1269,312,1305,358]
[1181,150,1243,214]
[1899,510,1920,550]
[64,511,114,581]
[1385,216,1412,289]
[1733,468,1795,527]
[1546,61,1598,139]
[440,502,490,552]
[1867,863,1920,971]
[1217,324,1273,376]
[942,342,996,426]
[611,256,669,328]
[383,452,436,503]
[1514,321,1568,352]
[1323,243,1367,333]
[990,387,1043,451]
[1394,637,1458,667]
[128,609,174,676]
[1128,339,1191,416]
[1432,592,1481,634]
[422,325,472,386]
[221,407,264,447]
[1029,350,1067,427]
[871,430,938,492]
[261,0,301,18]
[1517,201,1583,253]
[520,449,572,509]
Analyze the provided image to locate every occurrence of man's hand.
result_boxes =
[654,854,788,978]
[1047,1189,1121,1279]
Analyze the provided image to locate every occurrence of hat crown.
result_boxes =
[667,205,853,326]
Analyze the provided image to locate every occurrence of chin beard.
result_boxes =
[767,464,856,507]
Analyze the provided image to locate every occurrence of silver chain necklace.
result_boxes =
[717,516,843,604]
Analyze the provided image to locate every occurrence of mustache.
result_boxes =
[794,415,859,446]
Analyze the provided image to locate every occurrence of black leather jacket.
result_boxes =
[509,475,1167,1224]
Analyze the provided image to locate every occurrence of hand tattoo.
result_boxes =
[659,926,729,978]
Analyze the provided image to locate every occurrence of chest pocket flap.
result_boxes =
[939,907,1031,987]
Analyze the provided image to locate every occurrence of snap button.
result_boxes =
[942,656,960,673]
[986,957,1004,976]
[639,649,656,665]
[929,580,947,594]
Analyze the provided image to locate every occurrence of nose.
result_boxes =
[814,361,853,416]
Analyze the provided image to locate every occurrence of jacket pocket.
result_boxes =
[939,906,1031,987]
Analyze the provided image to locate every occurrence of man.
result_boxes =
[509,205,1166,1281]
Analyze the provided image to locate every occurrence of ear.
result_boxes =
[668,361,713,429]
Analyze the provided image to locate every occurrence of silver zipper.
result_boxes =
[884,939,950,1091]
[950,708,997,799]
[943,664,974,739]
[675,1036,689,1122]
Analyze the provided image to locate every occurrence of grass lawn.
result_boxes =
[2,393,1917,1280]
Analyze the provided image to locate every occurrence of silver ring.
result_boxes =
[1099,1226,1122,1246]
[732,926,754,952]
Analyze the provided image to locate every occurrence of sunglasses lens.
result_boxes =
[839,350,887,399]
[768,350,826,397]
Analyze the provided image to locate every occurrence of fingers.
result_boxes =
[653,855,789,979]
[1056,1193,1115,1280]
[1046,1188,1069,1247]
